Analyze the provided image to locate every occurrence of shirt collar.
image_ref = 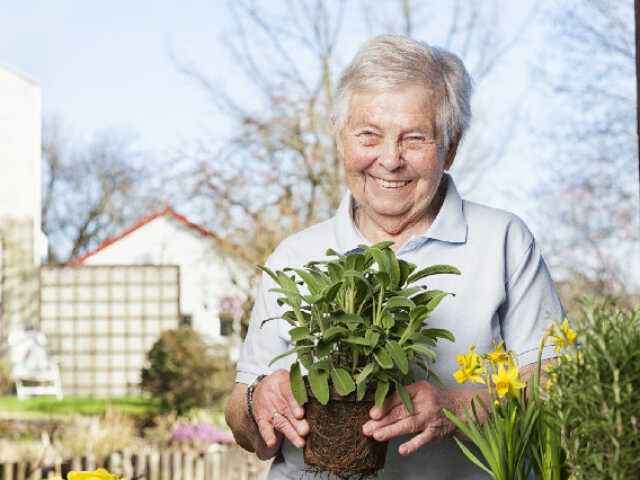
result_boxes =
[422,174,467,244]
[334,173,468,253]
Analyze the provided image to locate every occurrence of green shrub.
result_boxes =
[141,328,228,415]
[0,358,12,395]
[548,299,640,479]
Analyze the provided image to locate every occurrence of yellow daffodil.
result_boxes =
[68,470,126,480]
[491,364,526,398]
[453,344,486,384]
[483,340,516,367]
[484,341,510,366]
[550,319,577,352]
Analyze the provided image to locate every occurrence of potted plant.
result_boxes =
[259,242,459,475]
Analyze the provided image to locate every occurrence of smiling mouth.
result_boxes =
[372,176,412,189]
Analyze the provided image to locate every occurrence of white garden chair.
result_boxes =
[7,329,63,400]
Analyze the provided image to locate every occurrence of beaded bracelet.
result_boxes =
[246,374,266,426]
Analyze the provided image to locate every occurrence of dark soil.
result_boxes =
[303,384,387,476]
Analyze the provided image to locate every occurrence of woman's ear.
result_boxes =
[444,130,463,170]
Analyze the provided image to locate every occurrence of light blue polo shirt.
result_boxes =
[236,174,564,480]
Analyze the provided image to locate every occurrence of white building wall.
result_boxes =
[82,215,250,346]
[0,65,47,264]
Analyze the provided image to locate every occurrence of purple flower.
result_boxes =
[172,422,233,444]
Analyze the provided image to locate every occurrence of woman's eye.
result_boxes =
[357,131,378,144]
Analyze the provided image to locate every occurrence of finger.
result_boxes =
[256,418,279,448]
[363,401,411,435]
[372,415,421,442]
[271,411,306,449]
[369,392,402,420]
[398,429,435,456]
[280,407,310,437]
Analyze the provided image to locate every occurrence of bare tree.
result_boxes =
[534,0,639,295]
[176,0,534,270]
[41,118,155,263]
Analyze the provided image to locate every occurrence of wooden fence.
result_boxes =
[0,445,270,480]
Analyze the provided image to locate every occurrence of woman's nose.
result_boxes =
[378,138,404,171]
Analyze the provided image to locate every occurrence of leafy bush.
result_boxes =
[141,328,228,415]
[547,299,640,479]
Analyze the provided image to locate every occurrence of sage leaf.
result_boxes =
[421,328,456,343]
[268,345,313,366]
[375,380,390,408]
[406,344,437,362]
[386,340,409,374]
[385,296,415,310]
[330,368,356,396]
[289,362,308,405]
[407,264,461,284]
[356,362,375,386]
[323,326,349,340]
[288,326,312,342]
[365,329,380,347]
[374,347,393,369]
[396,383,414,414]
[308,367,330,405]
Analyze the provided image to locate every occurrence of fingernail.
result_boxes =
[370,407,381,419]
[362,424,371,435]
[374,431,384,441]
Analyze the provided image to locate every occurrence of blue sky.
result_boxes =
[0,1,536,165]
[0,1,233,151]
[2,1,637,287]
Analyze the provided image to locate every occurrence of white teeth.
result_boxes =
[374,178,411,188]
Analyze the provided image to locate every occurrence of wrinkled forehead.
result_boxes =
[346,84,439,132]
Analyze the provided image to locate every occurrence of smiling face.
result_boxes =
[338,83,458,240]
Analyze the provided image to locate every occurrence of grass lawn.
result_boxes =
[0,395,161,416]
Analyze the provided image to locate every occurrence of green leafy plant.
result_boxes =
[260,242,458,413]
[546,299,640,480]
[443,342,541,480]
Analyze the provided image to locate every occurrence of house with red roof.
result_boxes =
[71,206,251,356]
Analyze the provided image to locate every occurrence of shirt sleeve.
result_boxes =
[235,249,291,385]
[498,219,566,367]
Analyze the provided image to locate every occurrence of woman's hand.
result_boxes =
[251,369,310,457]
[361,380,458,456]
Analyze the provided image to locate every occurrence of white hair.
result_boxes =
[333,35,473,152]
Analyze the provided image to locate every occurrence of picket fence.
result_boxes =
[0,444,270,480]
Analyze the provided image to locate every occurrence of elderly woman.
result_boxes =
[225,35,564,479]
